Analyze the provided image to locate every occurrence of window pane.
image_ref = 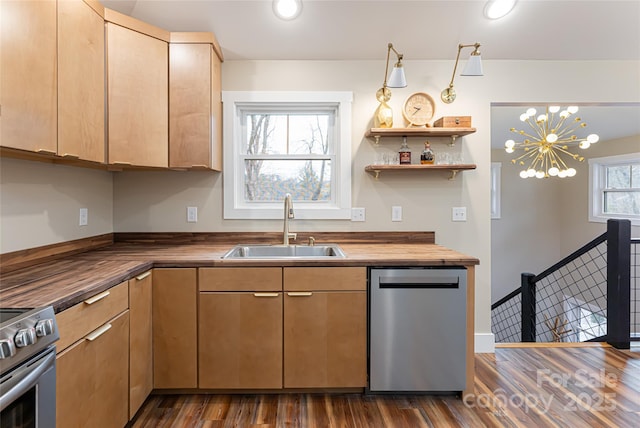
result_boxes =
[244,160,332,202]
[245,114,330,155]
[604,191,640,215]
[606,165,630,189]
[632,164,640,187]
[288,115,330,155]
[245,114,287,155]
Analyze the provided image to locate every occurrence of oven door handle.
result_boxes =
[0,350,55,413]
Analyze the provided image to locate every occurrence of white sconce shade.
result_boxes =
[387,64,407,88]
[461,54,483,76]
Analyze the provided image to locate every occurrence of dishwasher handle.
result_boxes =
[378,276,460,289]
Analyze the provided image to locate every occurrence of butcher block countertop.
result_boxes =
[0,232,479,313]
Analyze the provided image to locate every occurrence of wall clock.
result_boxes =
[402,92,435,127]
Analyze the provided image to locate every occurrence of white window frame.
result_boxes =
[588,152,640,226]
[222,91,352,220]
[491,162,501,219]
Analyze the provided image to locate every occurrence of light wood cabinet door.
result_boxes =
[153,268,197,388]
[57,0,105,163]
[210,47,222,171]
[199,292,283,389]
[284,291,367,388]
[107,22,168,168]
[56,310,130,428]
[169,43,222,170]
[0,0,57,153]
[129,270,153,419]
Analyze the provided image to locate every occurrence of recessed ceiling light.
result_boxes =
[273,0,302,20]
[484,0,517,20]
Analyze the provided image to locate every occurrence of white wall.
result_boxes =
[2,59,639,351]
[491,149,564,301]
[0,158,113,253]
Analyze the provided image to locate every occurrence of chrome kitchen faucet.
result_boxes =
[283,193,296,246]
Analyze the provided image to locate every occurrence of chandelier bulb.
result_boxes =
[567,168,577,177]
[549,106,560,113]
[548,167,559,176]
[519,170,528,179]
[535,171,545,179]
[587,134,599,143]
[526,108,536,117]
[568,106,579,114]
[505,139,515,149]
[579,141,591,149]
[546,133,558,143]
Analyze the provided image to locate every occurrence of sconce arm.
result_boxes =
[383,42,403,89]
[447,43,481,88]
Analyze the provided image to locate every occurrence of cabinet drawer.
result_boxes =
[56,281,129,352]
[199,267,282,292]
[283,267,366,291]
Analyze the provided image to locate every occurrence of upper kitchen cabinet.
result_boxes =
[105,9,169,168]
[169,33,223,171]
[58,0,105,163]
[0,0,57,154]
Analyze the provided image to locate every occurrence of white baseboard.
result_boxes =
[474,333,495,353]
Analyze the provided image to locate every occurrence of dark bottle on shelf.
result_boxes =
[399,137,411,165]
[420,141,435,165]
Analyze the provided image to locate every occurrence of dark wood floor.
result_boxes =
[131,345,640,427]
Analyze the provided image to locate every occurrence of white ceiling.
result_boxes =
[101,1,640,147]
[102,0,640,61]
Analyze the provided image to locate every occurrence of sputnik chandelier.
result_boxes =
[504,106,599,179]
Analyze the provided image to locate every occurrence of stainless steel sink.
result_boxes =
[221,244,346,259]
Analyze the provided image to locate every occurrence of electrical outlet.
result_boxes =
[452,207,467,222]
[187,206,198,223]
[79,208,88,226]
[392,206,402,222]
[351,207,366,222]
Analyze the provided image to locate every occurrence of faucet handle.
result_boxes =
[288,233,297,241]
[308,236,315,246]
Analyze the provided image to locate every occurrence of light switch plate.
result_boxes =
[452,207,467,222]
[187,206,198,223]
[79,208,88,226]
[351,207,365,222]
[392,206,402,222]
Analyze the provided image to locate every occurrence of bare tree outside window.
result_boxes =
[243,113,332,202]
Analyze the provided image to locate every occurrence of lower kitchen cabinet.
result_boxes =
[283,290,367,388]
[199,292,283,389]
[153,268,198,389]
[197,266,367,390]
[198,267,283,389]
[56,310,130,428]
[129,270,153,418]
[283,267,367,388]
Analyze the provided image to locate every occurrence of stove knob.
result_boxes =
[14,328,37,347]
[0,339,16,359]
[35,319,54,337]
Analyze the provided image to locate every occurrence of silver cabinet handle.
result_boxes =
[85,323,112,341]
[135,271,151,281]
[287,292,313,297]
[84,290,110,305]
[253,293,279,297]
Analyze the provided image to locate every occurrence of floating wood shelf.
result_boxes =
[365,127,476,146]
[364,164,477,180]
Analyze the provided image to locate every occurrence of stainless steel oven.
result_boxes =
[0,306,59,428]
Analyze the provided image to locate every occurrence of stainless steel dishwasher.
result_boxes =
[368,267,467,393]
